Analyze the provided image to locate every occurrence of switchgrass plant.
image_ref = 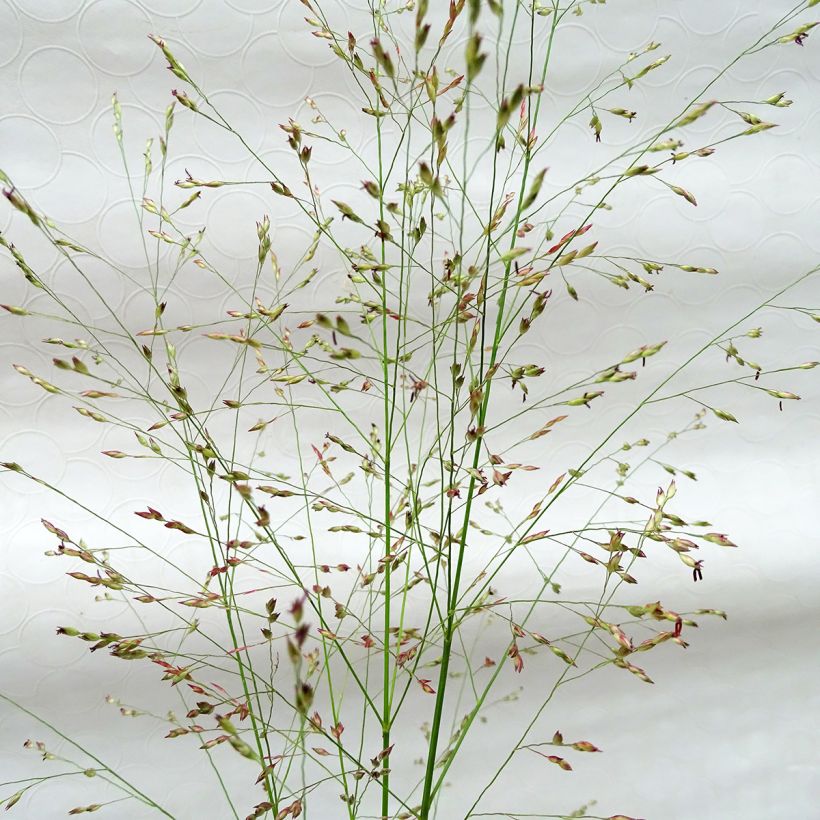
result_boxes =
[1,1,818,818]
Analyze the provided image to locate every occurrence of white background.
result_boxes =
[1,1,819,818]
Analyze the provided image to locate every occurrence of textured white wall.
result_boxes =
[1,1,819,818]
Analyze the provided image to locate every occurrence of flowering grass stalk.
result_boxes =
[1,1,818,818]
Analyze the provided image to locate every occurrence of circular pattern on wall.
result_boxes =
[33,151,107,224]
[20,46,97,125]
[204,188,270,259]
[636,193,698,258]
[3,520,69,585]
[13,0,83,23]
[140,0,202,14]
[597,1,659,51]
[757,153,819,216]
[0,6,819,818]
[77,0,154,77]
[0,1,22,69]
[546,24,605,97]
[0,576,28,636]
[1,430,65,487]
[179,0,253,58]
[192,88,264,162]
[678,0,741,37]
[0,114,61,188]
[226,0,283,13]
[706,190,768,253]
[242,31,315,108]
[19,609,88,667]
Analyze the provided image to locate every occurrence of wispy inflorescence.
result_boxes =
[1,1,818,818]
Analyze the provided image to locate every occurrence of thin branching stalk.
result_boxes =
[1,1,818,818]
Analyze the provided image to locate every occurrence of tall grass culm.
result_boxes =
[1,1,819,818]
